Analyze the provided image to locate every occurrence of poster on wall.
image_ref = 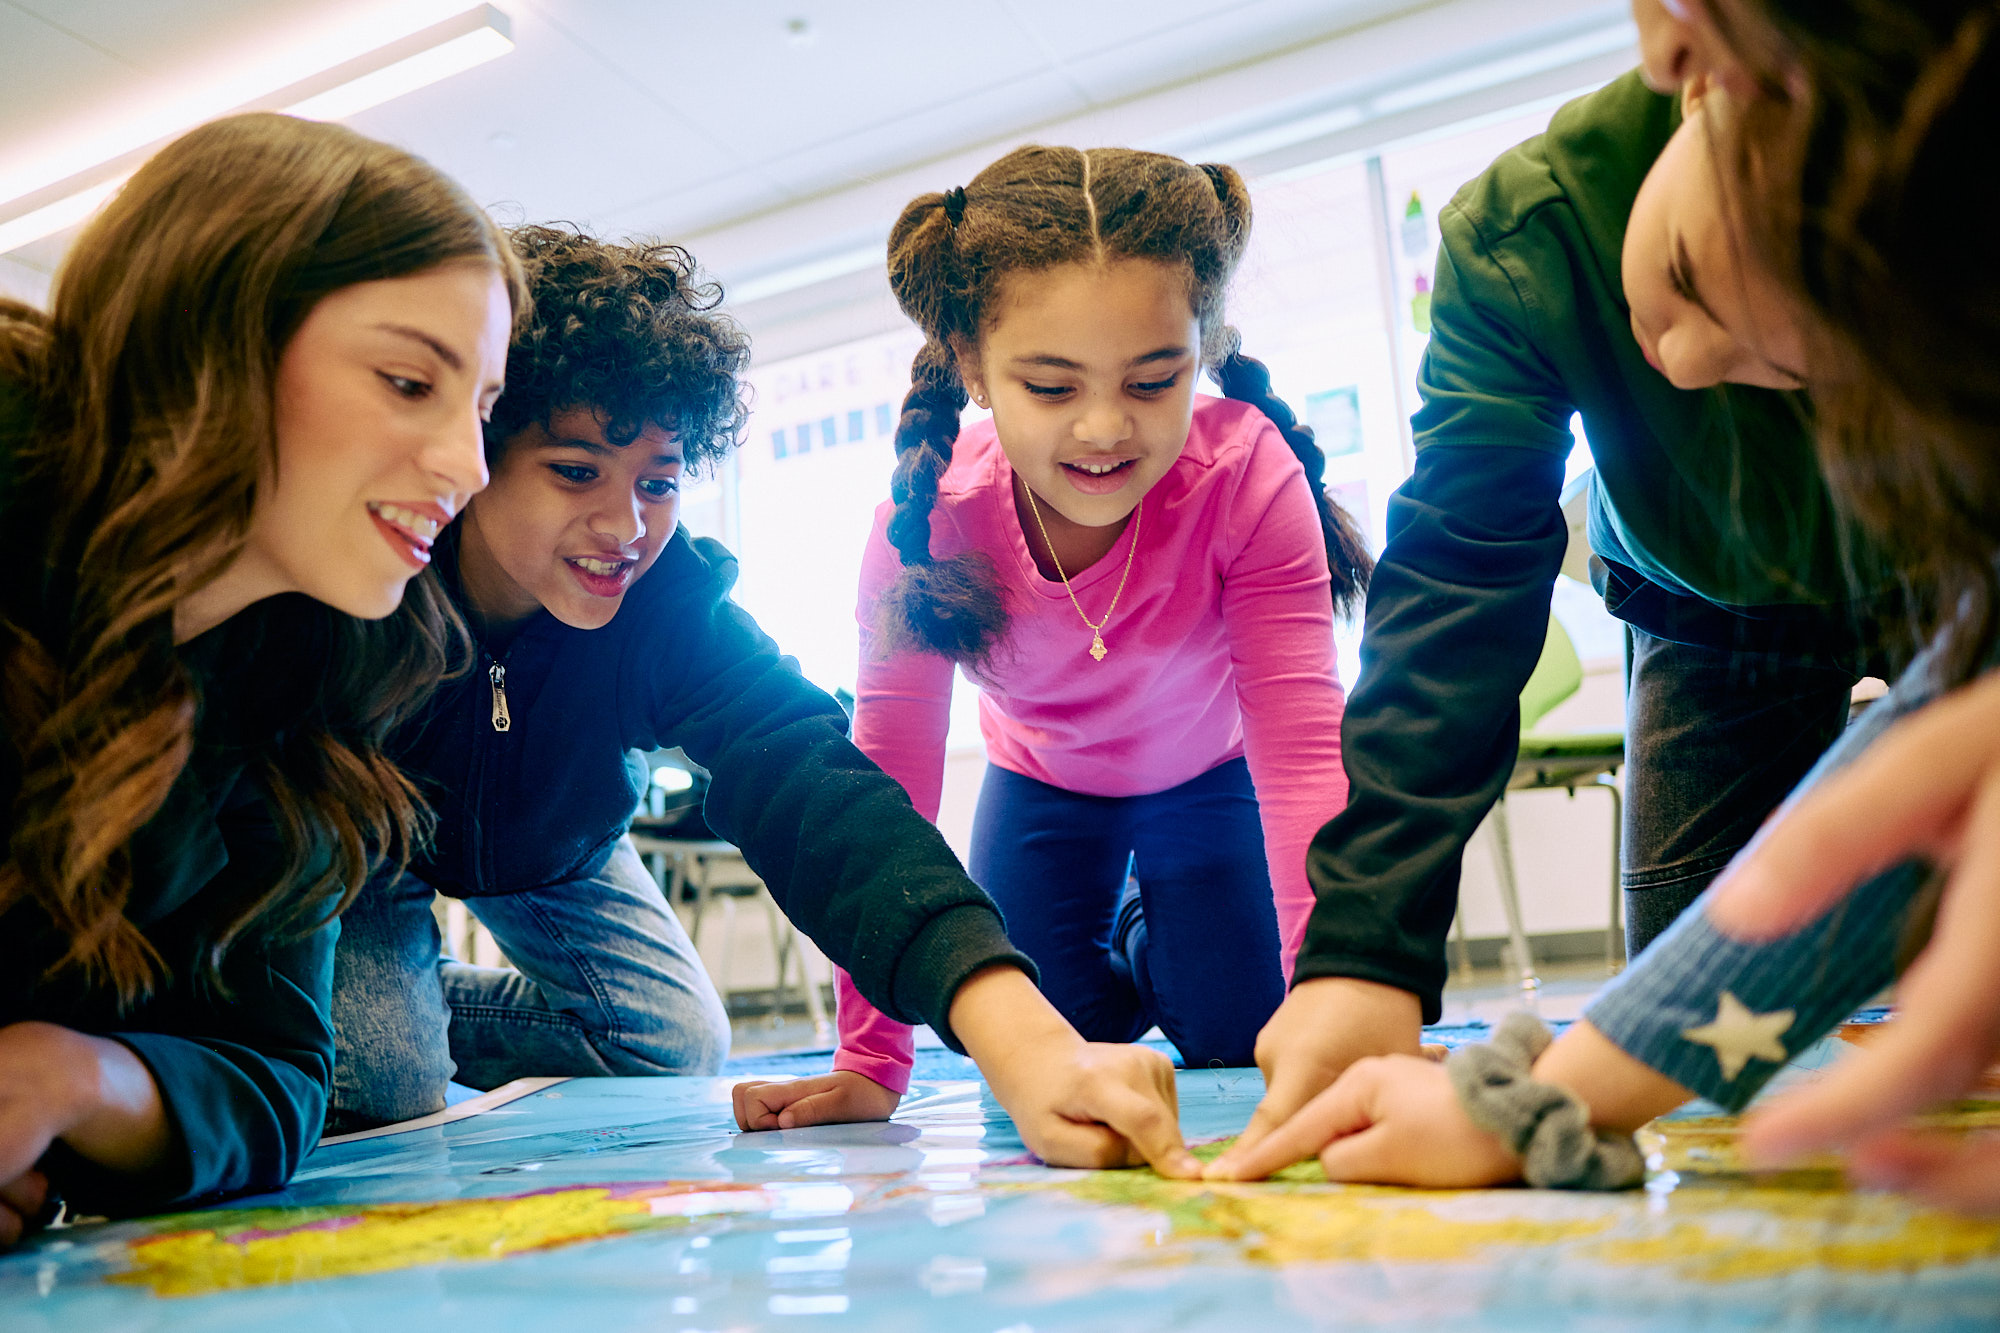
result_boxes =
[1305,385,1364,458]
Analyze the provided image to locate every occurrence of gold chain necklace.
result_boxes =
[1022,485,1142,662]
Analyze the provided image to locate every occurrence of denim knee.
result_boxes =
[329,1023,454,1129]
[591,985,731,1077]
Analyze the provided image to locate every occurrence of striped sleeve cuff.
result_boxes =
[1583,861,1928,1111]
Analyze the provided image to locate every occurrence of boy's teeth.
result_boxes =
[574,557,623,576]
[369,502,440,541]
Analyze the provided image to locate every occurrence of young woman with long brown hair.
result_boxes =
[0,111,522,1245]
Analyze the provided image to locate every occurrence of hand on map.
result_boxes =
[1213,975,1425,1172]
[0,1020,171,1247]
[1706,671,2000,1212]
[1202,1052,1521,1186]
[0,1023,81,1247]
[732,1070,901,1131]
[949,965,1203,1178]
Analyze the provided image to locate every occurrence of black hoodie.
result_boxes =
[394,527,1031,1050]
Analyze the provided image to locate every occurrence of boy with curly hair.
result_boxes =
[328,228,1196,1177]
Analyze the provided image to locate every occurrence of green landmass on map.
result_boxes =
[1181,1136,1326,1182]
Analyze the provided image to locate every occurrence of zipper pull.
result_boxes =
[489,662,511,732]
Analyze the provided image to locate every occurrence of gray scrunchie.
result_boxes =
[1446,1012,1646,1190]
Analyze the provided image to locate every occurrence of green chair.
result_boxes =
[1455,614,1626,997]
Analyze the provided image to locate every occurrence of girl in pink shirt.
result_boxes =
[735,144,1369,1129]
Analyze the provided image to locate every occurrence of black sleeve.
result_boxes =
[639,536,1034,1051]
[44,778,337,1216]
[1294,444,1568,1021]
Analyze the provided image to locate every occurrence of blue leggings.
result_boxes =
[967,757,1283,1067]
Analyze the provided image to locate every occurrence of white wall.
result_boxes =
[0,254,49,305]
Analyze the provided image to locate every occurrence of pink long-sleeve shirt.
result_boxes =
[835,395,1350,1093]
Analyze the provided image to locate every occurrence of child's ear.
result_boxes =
[1681,70,1714,117]
[948,334,986,408]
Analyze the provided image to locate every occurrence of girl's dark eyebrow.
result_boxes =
[1008,346,1190,370]
[541,434,683,465]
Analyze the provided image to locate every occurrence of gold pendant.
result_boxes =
[1090,633,1107,662]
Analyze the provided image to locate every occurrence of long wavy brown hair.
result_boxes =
[0,113,526,1008]
[877,146,1373,669]
[1708,1,2000,678]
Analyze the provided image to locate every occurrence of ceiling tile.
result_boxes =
[0,0,482,201]
[755,68,1091,201]
[8,0,339,72]
[530,0,1057,170]
[594,170,794,247]
[1005,0,1419,103]
[341,3,740,230]
[0,10,135,193]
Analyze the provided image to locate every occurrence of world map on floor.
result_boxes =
[2,1035,1998,1331]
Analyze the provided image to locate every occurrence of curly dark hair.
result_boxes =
[487,225,751,474]
[878,146,1373,668]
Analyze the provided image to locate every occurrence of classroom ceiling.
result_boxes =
[0,0,1634,313]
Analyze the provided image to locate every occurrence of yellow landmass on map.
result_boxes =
[1595,1191,2000,1282]
[1051,1113,2000,1281]
[116,1182,776,1299]
[1640,1102,2000,1180]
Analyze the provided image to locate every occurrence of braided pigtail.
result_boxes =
[1215,348,1374,616]
[876,189,1014,666]
[875,342,1010,664]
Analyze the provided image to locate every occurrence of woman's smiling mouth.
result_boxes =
[366,500,446,568]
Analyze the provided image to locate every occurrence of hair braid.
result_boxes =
[884,341,961,567]
[1214,348,1374,616]
[875,340,1011,664]
[873,187,1018,666]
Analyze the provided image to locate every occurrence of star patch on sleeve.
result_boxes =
[1680,990,1795,1081]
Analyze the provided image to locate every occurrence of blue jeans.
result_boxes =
[329,834,729,1131]
[967,757,1282,1068]
[1621,624,1858,954]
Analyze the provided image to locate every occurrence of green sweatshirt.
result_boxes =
[1295,71,1878,1019]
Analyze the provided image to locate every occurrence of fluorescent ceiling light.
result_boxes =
[0,178,124,258]
[728,244,888,305]
[283,9,516,122]
[1368,21,1637,116]
[0,5,513,257]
